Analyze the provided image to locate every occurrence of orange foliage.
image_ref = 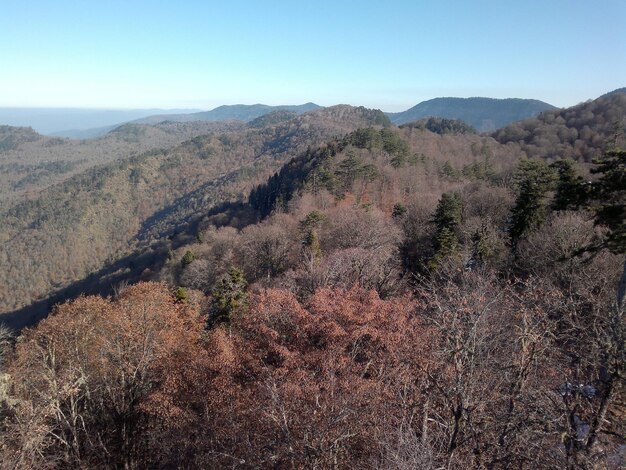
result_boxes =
[186,287,433,468]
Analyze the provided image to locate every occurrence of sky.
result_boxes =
[1,0,625,112]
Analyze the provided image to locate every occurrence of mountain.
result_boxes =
[133,102,322,125]
[601,86,626,98]
[0,108,200,136]
[388,97,556,132]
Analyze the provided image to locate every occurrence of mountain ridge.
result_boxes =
[132,102,322,125]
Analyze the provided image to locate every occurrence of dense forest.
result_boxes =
[0,90,624,468]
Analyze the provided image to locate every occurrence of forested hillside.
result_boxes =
[0,120,241,207]
[0,106,389,316]
[0,92,624,468]
[494,90,626,161]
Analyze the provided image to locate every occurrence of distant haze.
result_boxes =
[0,108,200,135]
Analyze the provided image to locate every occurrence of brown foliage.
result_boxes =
[1,282,204,469]
[158,287,432,468]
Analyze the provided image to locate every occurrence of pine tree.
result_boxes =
[428,192,463,270]
[428,227,460,271]
[509,160,558,252]
[303,229,322,260]
[181,250,195,267]
[433,192,462,233]
[392,202,407,219]
[550,159,588,211]
[209,267,248,327]
[587,148,626,308]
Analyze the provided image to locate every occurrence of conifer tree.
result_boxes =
[587,148,626,308]
[209,267,247,327]
[428,192,462,270]
[433,192,462,233]
[509,160,558,252]
[550,159,588,211]
[181,250,195,267]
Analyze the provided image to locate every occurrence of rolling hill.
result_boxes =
[493,89,626,161]
[1,90,624,326]
[0,121,243,208]
[0,107,200,135]
[388,97,556,132]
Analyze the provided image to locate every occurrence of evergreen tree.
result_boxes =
[303,229,322,260]
[509,160,558,252]
[392,202,407,219]
[587,148,626,308]
[209,267,248,327]
[181,250,195,267]
[433,192,462,233]
[428,192,463,270]
[589,149,626,255]
[174,287,188,303]
[428,227,460,271]
[300,211,325,261]
[550,159,588,211]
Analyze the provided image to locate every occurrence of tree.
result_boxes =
[208,267,247,327]
[181,250,195,267]
[509,160,557,252]
[555,148,626,467]
[428,192,463,270]
[589,149,626,261]
[432,192,462,233]
[1,283,204,469]
[392,202,407,219]
[550,159,588,211]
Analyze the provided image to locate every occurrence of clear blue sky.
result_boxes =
[1,0,624,111]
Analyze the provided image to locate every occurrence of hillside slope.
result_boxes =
[0,106,388,316]
[493,90,626,161]
[0,121,242,208]
[0,107,200,135]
